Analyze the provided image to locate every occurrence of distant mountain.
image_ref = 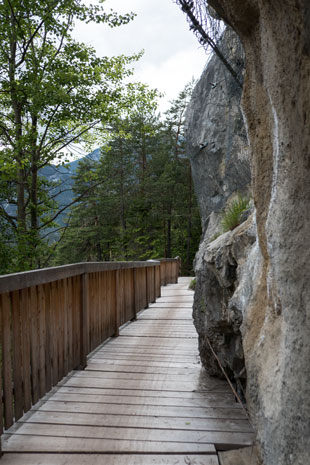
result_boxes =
[1,148,101,243]
[40,148,101,238]
[41,147,100,208]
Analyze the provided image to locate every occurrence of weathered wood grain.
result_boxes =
[1,276,254,464]
[0,454,219,465]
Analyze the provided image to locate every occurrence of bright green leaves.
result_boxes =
[0,0,139,272]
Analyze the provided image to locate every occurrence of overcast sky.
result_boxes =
[73,0,208,113]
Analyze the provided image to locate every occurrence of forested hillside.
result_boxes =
[54,85,201,275]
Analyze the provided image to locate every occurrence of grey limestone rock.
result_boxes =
[190,1,310,463]
[186,27,252,393]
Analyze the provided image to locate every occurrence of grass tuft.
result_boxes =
[221,195,250,233]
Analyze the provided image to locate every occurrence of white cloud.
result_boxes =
[73,0,207,110]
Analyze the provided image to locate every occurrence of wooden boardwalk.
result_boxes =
[1,277,254,464]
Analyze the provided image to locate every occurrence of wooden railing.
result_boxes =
[159,258,180,286]
[0,258,180,450]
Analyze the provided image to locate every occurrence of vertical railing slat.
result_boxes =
[20,288,31,413]
[57,280,64,382]
[50,282,58,387]
[114,270,120,337]
[1,293,13,429]
[80,273,89,369]
[11,290,23,421]
[133,268,137,321]
[67,278,73,372]
[38,284,46,398]
[63,279,69,376]
[44,283,52,393]
[0,294,3,448]
[30,286,40,405]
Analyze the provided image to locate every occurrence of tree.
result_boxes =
[55,82,202,274]
[175,0,244,88]
[0,0,139,271]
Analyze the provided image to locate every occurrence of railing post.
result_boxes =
[132,268,137,321]
[158,265,161,297]
[114,270,120,337]
[145,267,149,308]
[80,273,89,369]
[152,266,156,303]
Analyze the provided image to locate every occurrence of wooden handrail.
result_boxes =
[0,261,159,293]
[0,258,179,453]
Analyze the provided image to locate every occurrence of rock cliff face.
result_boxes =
[187,29,250,234]
[187,28,252,393]
[190,1,310,464]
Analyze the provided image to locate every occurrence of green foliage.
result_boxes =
[0,0,140,272]
[221,195,250,232]
[54,82,202,275]
[189,278,196,290]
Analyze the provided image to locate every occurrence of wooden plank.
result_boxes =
[63,279,69,375]
[155,297,194,301]
[121,324,196,330]
[57,280,64,382]
[47,394,239,412]
[121,328,197,335]
[133,268,137,320]
[0,294,3,438]
[119,334,197,339]
[107,335,197,346]
[1,294,13,428]
[0,454,219,465]
[85,364,203,375]
[52,386,220,399]
[59,377,232,393]
[20,288,31,414]
[44,283,52,393]
[94,345,198,354]
[78,370,222,384]
[0,262,161,294]
[6,421,253,441]
[114,270,120,337]
[148,303,193,308]
[50,282,58,386]
[37,284,46,398]
[99,272,103,345]
[87,359,201,369]
[67,278,74,371]
[56,386,236,401]
[92,352,199,361]
[11,290,23,421]
[80,274,89,368]
[96,344,198,354]
[92,349,199,358]
[72,276,80,369]
[35,401,246,419]
[22,411,254,439]
[2,435,217,453]
[145,267,149,308]
[81,370,208,382]
[50,390,239,408]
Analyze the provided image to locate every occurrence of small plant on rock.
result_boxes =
[221,195,250,232]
